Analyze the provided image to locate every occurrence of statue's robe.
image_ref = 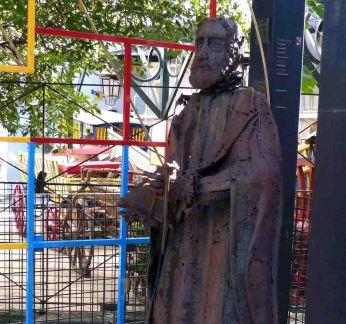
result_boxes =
[148,87,282,324]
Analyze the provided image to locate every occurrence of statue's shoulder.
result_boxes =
[171,93,196,125]
[170,94,192,137]
[229,87,269,114]
[232,86,266,100]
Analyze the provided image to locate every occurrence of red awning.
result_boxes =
[58,161,120,174]
[53,147,112,156]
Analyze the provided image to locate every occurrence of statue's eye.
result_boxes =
[208,38,224,49]
[196,38,204,48]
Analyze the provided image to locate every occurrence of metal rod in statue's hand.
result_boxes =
[146,165,171,322]
[161,165,170,254]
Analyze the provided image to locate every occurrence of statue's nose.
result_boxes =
[195,44,209,61]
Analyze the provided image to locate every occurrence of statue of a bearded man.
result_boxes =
[121,18,282,324]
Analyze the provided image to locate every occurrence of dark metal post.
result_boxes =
[249,0,273,94]
[306,2,346,323]
[249,1,305,323]
[161,49,169,119]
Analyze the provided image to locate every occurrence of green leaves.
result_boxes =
[301,0,324,93]
[0,0,248,136]
[306,0,324,19]
[302,66,318,94]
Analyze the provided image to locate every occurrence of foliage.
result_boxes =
[0,0,248,136]
[306,0,324,19]
[301,0,324,94]
[302,66,318,94]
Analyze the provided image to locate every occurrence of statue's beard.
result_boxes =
[189,65,224,90]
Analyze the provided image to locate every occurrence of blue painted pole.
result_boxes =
[117,145,129,324]
[30,237,150,249]
[26,142,36,324]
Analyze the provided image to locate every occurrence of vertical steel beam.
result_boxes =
[249,0,274,94]
[269,7,305,323]
[306,2,346,323]
[26,142,36,324]
[161,49,169,119]
[249,1,305,322]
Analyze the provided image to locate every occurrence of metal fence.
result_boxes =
[0,142,150,323]
[288,191,312,324]
[0,182,27,323]
[0,144,315,323]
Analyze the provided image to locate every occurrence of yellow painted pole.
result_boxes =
[0,0,35,74]
[0,136,30,143]
[27,0,35,73]
[0,65,34,73]
[0,243,28,250]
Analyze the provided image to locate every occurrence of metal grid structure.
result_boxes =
[0,248,26,323]
[0,181,27,324]
[288,191,312,324]
[0,182,27,244]
[24,141,152,324]
[0,0,201,319]
[33,246,119,323]
[0,156,152,323]
[0,1,311,323]
[0,68,191,323]
[0,146,150,322]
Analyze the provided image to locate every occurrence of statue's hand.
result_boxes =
[142,166,167,199]
[119,195,160,227]
[169,171,201,211]
[118,165,175,226]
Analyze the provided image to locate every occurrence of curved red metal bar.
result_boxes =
[35,27,196,142]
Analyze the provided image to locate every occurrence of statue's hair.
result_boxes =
[197,18,244,86]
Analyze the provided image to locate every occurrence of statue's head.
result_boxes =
[189,18,244,90]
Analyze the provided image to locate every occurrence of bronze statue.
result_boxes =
[121,17,282,324]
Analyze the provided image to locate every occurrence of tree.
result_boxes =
[0,0,247,136]
[302,0,324,94]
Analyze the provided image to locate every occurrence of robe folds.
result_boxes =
[146,87,282,324]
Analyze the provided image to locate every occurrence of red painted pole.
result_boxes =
[36,27,195,51]
[210,0,217,18]
[123,43,132,141]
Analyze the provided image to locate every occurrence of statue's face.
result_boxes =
[190,20,235,90]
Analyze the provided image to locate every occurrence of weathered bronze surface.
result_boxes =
[120,18,282,324]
